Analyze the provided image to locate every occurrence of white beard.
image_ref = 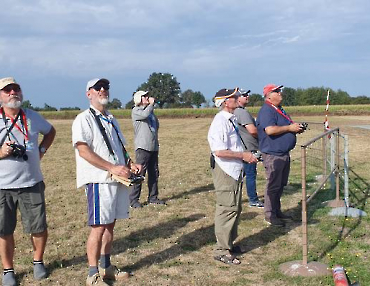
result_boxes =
[3,100,22,109]
[98,97,109,105]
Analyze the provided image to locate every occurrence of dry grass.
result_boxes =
[7,116,370,285]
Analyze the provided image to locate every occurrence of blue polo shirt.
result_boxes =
[256,103,296,156]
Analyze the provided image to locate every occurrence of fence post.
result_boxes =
[301,146,308,266]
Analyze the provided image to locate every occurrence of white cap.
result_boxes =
[133,90,149,106]
[0,77,19,90]
[86,78,109,92]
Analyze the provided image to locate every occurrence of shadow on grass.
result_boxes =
[46,213,206,274]
[166,183,214,201]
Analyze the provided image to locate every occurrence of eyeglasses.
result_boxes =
[1,84,21,93]
[273,89,282,93]
[240,93,249,97]
[91,82,110,91]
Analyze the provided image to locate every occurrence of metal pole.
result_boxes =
[322,135,327,182]
[330,135,335,191]
[344,135,349,207]
[301,147,308,266]
[336,130,340,202]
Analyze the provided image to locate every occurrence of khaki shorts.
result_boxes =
[0,181,47,236]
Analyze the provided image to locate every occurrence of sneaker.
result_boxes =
[99,265,130,281]
[130,201,143,208]
[2,272,16,286]
[249,201,264,208]
[148,198,166,205]
[86,273,109,286]
[265,217,285,227]
[34,263,48,280]
[277,213,293,221]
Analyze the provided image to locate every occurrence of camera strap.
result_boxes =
[89,108,131,165]
[0,108,21,147]
[229,118,248,151]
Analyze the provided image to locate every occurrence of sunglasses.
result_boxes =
[91,82,110,91]
[273,89,282,93]
[2,84,21,93]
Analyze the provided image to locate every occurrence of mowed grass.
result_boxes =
[8,116,370,285]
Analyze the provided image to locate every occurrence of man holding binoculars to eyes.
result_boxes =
[0,77,56,286]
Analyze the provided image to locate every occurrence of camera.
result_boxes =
[128,174,145,184]
[300,122,309,131]
[9,143,28,161]
[251,150,263,162]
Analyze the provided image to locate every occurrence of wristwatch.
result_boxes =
[39,146,47,154]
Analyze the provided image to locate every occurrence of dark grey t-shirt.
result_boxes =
[234,106,259,151]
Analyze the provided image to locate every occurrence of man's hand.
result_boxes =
[130,163,142,175]
[289,123,304,134]
[148,97,155,105]
[242,151,258,164]
[0,141,15,159]
[109,164,131,179]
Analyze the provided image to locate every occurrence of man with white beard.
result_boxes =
[0,77,56,286]
[72,78,142,286]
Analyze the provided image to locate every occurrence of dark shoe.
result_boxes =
[249,201,264,208]
[3,272,16,286]
[214,254,241,265]
[34,263,48,280]
[277,213,293,221]
[130,201,143,208]
[231,245,245,255]
[148,199,166,205]
[265,217,285,227]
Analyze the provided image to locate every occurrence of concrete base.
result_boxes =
[279,261,330,277]
[329,207,367,218]
[324,199,345,208]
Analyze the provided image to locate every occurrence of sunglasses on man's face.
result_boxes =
[1,84,21,93]
[273,89,282,93]
[91,83,110,91]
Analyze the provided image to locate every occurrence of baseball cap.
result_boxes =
[263,84,283,96]
[214,88,240,107]
[133,90,149,105]
[0,77,19,90]
[239,88,251,96]
[86,78,110,92]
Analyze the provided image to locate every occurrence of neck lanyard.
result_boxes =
[89,108,131,165]
[265,100,294,124]
[1,108,28,142]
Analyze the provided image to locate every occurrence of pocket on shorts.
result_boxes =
[29,182,45,205]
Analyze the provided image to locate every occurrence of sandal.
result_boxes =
[214,254,241,265]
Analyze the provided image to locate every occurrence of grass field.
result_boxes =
[8,115,370,285]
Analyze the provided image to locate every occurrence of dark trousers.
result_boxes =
[129,149,159,204]
[262,153,290,220]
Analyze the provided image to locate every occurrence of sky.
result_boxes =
[1,0,369,109]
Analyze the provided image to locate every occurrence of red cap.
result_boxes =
[263,84,283,96]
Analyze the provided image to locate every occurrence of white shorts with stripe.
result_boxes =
[85,182,130,225]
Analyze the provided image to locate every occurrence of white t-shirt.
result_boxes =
[72,106,127,188]
[207,110,244,180]
[0,108,52,189]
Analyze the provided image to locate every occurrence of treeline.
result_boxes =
[21,72,370,110]
[247,87,370,106]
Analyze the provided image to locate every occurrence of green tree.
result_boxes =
[137,72,181,108]
[281,87,297,106]
[248,93,264,106]
[42,103,57,111]
[181,89,206,107]
[125,99,135,109]
[106,98,122,109]
[21,100,33,109]
[350,95,370,104]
